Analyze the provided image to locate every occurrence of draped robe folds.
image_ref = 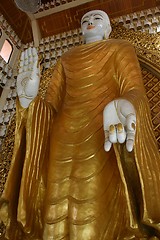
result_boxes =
[0,39,160,240]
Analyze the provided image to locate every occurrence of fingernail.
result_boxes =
[104,130,109,138]
[117,123,123,132]
[131,123,136,130]
[109,125,115,132]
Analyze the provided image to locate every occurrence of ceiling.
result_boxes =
[0,0,159,44]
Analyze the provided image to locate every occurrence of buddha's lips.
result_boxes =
[87,25,95,29]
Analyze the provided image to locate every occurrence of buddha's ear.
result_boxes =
[81,35,85,44]
[108,24,112,35]
[104,25,112,39]
[103,31,107,40]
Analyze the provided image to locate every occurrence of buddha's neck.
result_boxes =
[85,36,103,44]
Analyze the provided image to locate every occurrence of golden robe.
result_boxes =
[1,39,160,240]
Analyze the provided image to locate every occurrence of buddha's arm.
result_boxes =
[114,41,152,132]
[103,41,146,152]
[115,41,146,98]
[115,41,156,143]
[0,58,65,232]
[45,58,66,112]
[114,41,160,225]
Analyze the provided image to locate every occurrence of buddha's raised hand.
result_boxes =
[103,99,136,152]
[17,47,40,108]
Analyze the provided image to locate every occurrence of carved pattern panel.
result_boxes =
[142,67,160,149]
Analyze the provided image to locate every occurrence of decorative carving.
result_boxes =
[38,65,55,99]
[110,21,160,72]
[114,7,160,34]
[0,114,16,237]
[142,67,160,150]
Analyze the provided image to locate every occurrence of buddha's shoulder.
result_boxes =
[105,39,134,51]
[62,39,133,58]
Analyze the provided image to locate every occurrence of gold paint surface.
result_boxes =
[0,37,160,239]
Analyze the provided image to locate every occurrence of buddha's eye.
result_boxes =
[82,20,88,24]
[94,17,102,20]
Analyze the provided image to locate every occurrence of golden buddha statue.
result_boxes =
[0,10,160,240]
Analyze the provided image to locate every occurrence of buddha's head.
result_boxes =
[81,10,112,44]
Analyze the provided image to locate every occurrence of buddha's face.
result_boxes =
[81,10,112,43]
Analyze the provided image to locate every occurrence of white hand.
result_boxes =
[103,99,136,152]
[17,47,40,108]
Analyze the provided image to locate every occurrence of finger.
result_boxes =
[20,50,25,62]
[27,48,32,70]
[32,48,39,70]
[27,47,33,71]
[28,48,36,71]
[126,113,136,152]
[19,51,24,67]
[32,47,37,57]
[104,141,112,152]
[126,120,136,152]
[104,130,112,152]
[23,49,28,72]
[117,123,126,143]
[126,138,134,152]
[31,57,40,79]
[126,130,135,152]
[31,67,40,81]
[19,51,25,73]
[26,48,30,66]
[126,113,136,130]
[19,66,23,74]
[30,48,36,70]
[33,47,38,62]
[28,47,32,57]
[109,125,117,143]
[24,49,29,71]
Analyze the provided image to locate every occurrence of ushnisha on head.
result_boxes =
[81,10,112,44]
